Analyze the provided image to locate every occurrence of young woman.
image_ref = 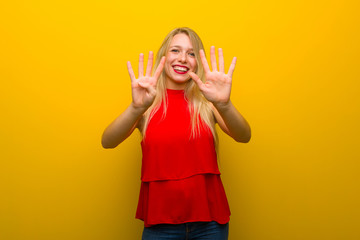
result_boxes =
[102,27,251,240]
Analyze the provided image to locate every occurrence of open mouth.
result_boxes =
[172,65,189,74]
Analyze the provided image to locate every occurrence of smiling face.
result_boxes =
[164,33,197,90]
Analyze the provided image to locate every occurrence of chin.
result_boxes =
[174,78,190,84]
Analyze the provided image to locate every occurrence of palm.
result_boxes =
[127,52,165,110]
[202,71,232,103]
[131,76,153,107]
[189,46,236,106]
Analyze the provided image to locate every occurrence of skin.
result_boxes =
[101,52,165,148]
[189,46,251,142]
[101,34,251,148]
[164,33,197,90]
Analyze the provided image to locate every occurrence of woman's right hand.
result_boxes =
[127,52,165,111]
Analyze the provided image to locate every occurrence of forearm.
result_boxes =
[214,101,251,143]
[101,103,146,148]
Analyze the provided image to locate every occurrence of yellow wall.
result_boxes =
[1,0,359,239]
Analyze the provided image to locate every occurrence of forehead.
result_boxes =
[170,33,193,49]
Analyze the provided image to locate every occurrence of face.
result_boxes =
[164,33,197,90]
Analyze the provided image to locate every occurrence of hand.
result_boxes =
[127,52,165,110]
[188,46,236,107]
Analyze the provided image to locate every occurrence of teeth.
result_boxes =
[173,66,188,71]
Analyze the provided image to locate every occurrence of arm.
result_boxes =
[212,101,251,143]
[189,46,251,143]
[101,52,165,148]
[101,103,145,148]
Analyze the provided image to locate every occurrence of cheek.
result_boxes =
[165,56,174,70]
[164,62,173,76]
[191,59,197,71]
[164,64,170,75]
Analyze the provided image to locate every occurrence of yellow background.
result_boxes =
[1,0,359,239]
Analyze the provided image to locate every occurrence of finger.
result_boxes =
[138,81,156,96]
[218,48,225,73]
[227,57,237,78]
[127,61,136,84]
[145,51,153,77]
[138,81,149,88]
[153,56,166,80]
[188,71,205,91]
[210,46,217,71]
[199,49,210,73]
[138,53,144,77]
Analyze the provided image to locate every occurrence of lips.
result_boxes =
[172,65,189,74]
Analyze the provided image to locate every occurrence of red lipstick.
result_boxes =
[172,65,189,74]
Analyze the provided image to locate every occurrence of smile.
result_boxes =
[172,65,189,74]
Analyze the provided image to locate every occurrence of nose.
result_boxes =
[177,51,187,63]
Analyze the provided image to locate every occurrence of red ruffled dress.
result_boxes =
[136,89,230,227]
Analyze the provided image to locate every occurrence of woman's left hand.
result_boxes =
[188,46,237,108]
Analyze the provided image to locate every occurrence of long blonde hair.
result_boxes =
[142,27,218,146]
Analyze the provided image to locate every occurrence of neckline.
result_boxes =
[166,88,185,95]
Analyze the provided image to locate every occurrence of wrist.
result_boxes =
[129,102,148,115]
[213,100,232,113]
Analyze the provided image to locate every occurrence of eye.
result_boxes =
[171,49,179,53]
[189,52,195,57]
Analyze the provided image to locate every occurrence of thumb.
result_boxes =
[138,81,156,96]
[188,72,204,90]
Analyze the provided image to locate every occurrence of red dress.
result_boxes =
[136,89,230,227]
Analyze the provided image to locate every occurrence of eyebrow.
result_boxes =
[170,45,194,51]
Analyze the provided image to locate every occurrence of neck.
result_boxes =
[165,78,187,90]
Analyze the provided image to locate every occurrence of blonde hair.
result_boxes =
[142,27,218,146]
